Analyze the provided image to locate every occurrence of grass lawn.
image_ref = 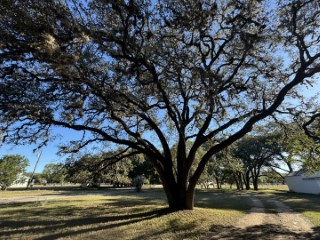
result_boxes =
[0,187,251,240]
[0,185,319,239]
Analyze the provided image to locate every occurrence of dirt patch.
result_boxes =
[235,197,266,228]
[269,199,314,233]
[235,195,314,233]
[205,193,318,240]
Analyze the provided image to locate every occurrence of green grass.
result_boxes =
[259,198,278,214]
[0,188,250,240]
[1,186,319,239]
[0,189,57,198]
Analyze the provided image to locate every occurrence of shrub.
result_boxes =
[132,175,144,192]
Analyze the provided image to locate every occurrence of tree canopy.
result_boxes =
[1,0,320,210]
[42,163,66,184]
[0,154,29,190]
[233,133,281,190]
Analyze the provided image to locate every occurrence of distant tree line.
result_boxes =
[64,152,160,188]
[1,122,319,192]
[198,123,320,191]
[49,123,318,191]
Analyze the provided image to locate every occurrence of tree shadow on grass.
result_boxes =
[1,207,170,240]
[195,189,253,212]
[131,219,200,240]
[205,224,320,240]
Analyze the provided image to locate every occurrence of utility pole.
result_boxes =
[26,151,42,189]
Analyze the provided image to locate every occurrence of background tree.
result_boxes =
[211,149,243,190]
[233,134,281,190]
[65,154,109,187]
[282,125,320,171]
[107,159,133,187]
[42,163,66,185]
[128,154,160,185]
[0,155,29,190]
[1,0,320,210]
[259,170,285,185]
[198,161,215,189]
[25,172,47,185]
[266,122,320,173]
[212,147,245,190]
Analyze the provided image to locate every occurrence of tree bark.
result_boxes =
[252,168,260,191]
[233,173,243,190]
[163,184,195,211]
[243,172,251,190]
[157,160,195,211]
[253,177,259,191]
[215,177,222,189]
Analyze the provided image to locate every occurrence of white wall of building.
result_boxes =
[285,172,320,195]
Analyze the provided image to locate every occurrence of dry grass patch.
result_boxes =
[2,186,319,239]
[0,189,58,198]
[0,188,250,240]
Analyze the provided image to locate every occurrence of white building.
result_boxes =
[10,174,29,188]
[285,170,320,195]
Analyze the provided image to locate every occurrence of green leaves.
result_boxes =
[1,0,320,208]
[41,163,66,184]
[0,154,29,190]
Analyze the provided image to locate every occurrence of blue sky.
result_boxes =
[0,127,83,173]
[0,142,63,173]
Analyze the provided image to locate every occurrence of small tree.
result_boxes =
[108,159,133,187]
[198,163,214,189]
[42,163,66,185]
[0,155,29,190]
[132,175,144,192]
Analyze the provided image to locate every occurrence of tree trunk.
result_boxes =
[163,184,195,211]
[233,173,242,190]
[158,167,196,211]
[252,169,259,191]
[215,177,221,189]
[252,174,258,190]
[238,173,244,190]
[243,172,251,190]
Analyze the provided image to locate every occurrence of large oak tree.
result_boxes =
[1,0,320,210]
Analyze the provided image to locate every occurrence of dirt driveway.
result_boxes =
[206,192,319,240]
